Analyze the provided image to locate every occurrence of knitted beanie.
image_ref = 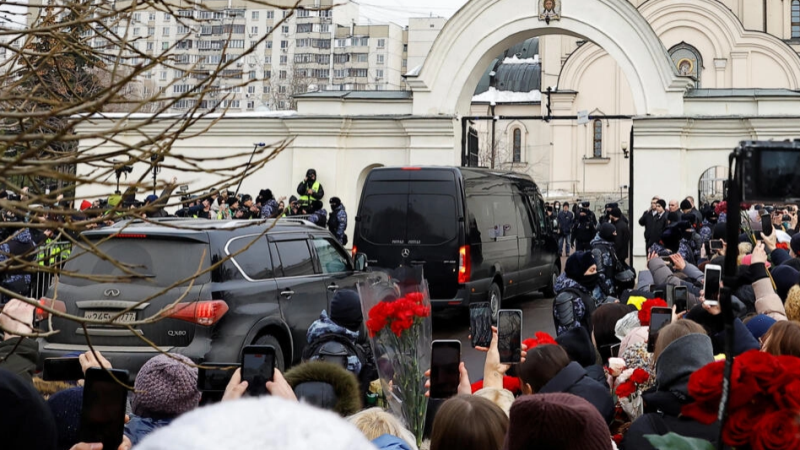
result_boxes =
[503,393,612,450]
[135,396,377,450]
[47,387,83,450]
[786,286,800,322]
[132,354,201,418]
[745,314,777,340]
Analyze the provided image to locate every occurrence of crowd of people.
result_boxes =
[4,188,800,449]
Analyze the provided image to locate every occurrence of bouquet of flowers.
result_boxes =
[359,269,432,447]
[675,350,800,449]
[606,357,651,422]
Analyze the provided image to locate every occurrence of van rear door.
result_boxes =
[357,169,462,300]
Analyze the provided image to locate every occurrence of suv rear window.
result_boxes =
[360,194,457,245]
[62,239,211,287]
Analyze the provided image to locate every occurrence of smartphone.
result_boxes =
[469,303,493,348]
[430,340,461,399]
[43,357,84,381]
[647,307,673,353]
[241,346,275,397]
[704,264,722,303]
[198,363,240,392]
[79,368,129,450]
[665,285,676,308]
[761,213,773,237]
[498,310,523,364]
[674,286,689,313]
[709,239,723,251]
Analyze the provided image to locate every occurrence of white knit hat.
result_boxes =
[135,397,378,450]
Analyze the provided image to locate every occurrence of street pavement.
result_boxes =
[432,292,557,384]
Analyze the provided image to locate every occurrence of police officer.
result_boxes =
[297,169,324,209]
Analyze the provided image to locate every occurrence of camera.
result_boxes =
[741,140,800,203]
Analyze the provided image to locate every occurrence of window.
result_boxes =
[275,241,314,277]
[313,239,351,273]
[513,129,522,163]
[252,11,259,20]
[794,1,800,38]
[226,236,273,280]
[377,54,384,65]
[377,38,385,48]
[593,120,603,158]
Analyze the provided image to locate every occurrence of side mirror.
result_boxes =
[354,253,368,272]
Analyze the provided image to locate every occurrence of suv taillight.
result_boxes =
[458,245,471,284]
[166,300,229,326]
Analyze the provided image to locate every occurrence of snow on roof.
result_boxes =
[502,55,540,65]
[472,87,542,104]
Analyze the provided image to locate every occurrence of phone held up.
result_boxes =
[241,345,276,397]
[647,307,673,353]
[430,340,461,399]
[79,367,130,450]
[704,264,722,307]
[498,310,523,364]
[469,302,493,348]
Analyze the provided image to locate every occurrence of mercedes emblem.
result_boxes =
[104,288,121,298]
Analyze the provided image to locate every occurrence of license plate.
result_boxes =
[83,311,137,324]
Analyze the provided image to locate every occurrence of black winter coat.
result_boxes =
[539,361,615,424]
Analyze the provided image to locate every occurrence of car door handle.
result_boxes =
[280,290,294,298]
[327,284,339,292]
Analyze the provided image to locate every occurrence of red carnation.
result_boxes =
[638,299,668,326]
[615,381,636,399]
[630,368,650,385]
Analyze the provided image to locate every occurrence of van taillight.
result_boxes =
[166,300,229,326]
[458,245,471,284]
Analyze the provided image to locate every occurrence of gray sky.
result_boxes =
[356,0,468,26]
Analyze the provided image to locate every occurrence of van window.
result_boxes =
[360,194,457,245]
[313,238,351,273]
[467,195,518,241]
[62,239,210,287]
[226,235,273,280]
[275,240,315,277]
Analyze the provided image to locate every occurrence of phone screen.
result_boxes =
[705,267,722,301]
[469,303,492,348]
[198,363,240,392]
[241,346,275,397]
[498,310,522,364]
[647,308,673,353]
[762,214,773,237]
[674,287,689,313]
[79,368,129,450]
[43,357,85,381]
[430,341,461,399]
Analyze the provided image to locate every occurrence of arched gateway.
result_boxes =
[407,0,692,116]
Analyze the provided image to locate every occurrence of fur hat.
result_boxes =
[786,285,800,322]
[565,251,595,280]
[680,199,692,211]
[135,396,376,450]
[503,393,612,450]
[284,361,362,418]
[132,354,201,418]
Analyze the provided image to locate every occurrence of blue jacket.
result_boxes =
[124,415,174,446]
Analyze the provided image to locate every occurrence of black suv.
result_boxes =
[37,218,371,374]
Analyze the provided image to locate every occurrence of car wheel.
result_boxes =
[489,282,502,323]
[542,265,559,297]
[253,334,286,371]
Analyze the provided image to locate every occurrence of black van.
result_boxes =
[353,167,559,317]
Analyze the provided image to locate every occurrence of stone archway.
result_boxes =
[407,0,693,117]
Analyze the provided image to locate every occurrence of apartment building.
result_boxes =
[23,0,437,112]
